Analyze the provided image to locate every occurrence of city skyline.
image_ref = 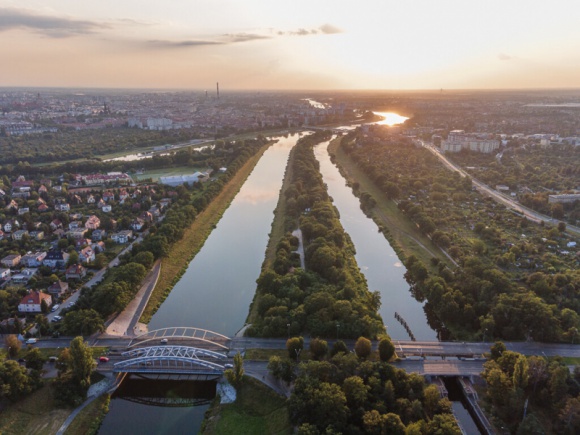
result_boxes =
[1,0,580,90]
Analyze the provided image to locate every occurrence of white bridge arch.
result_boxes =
[113,345,229,374]
[128,327,231,350]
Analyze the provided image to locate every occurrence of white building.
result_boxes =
[442,130,500,154]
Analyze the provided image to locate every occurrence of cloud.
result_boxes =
[224,33,271,43]
[498,53,514,61]
[0,8,105,38]
[319,24,342,34]
[147,39,224,48]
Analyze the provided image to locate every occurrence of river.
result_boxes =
[102,112,447,433]
[313,139,437,341]
[99,134,299,435]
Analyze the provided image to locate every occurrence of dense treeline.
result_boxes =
[450,145,580,225]
[288,349,460,434]
[61,138,268,334]
[482,342,580,434]
[0,127,202,165]
[247,131,384,339]
[340,130,580,342]
[0,139,241,180]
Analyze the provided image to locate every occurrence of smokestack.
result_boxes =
[216,82,220,100]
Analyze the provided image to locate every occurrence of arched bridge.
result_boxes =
[128,327,231,351]
[113,345,230,375]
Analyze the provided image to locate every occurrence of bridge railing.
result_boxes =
[128,327,231,350]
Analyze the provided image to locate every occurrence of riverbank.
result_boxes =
[139,142,273,324]
[328,136,453,271]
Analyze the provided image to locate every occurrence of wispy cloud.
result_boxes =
[147,39,224,48]
[278,24,343,37]
[0,8,106,38]
[224,33,271,43]
[498,53,514,61]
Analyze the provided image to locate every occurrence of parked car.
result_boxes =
[99,356,109,363]
[51,304,60,312]
[25,338,37,344]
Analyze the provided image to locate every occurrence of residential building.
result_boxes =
[1,254,21,268]
[18,291,52,313]
[43,250,69,269]
[85,215,101,230]
[111,230,133,244]
[79,246,95,263]
[11,230,29,241]
[47,281,69,298]
[11,268,38,285]
[21,251,47,267]
[65,264,86,280]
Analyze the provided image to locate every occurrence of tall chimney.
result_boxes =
[216,82,220,100]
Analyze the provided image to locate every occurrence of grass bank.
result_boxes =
[140,143,272,324]
[0,383,71,435]
[202,376,291,435]
[328,137,452,270]
[64,394,110,435]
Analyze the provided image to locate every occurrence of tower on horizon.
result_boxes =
[216,82,220,100]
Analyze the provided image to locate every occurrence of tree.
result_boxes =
[224,352,244,390]
[25,347,47,371]
[490,341,506,360]
[378,337,395,362]
[354,337,372,359]
[69,336,96,389]
[40,298,49,314]
[63,309,104,336]
[268,356,295,384]
[309,338,328,361]
[331,340,348,356]
[35,314,50,336]
[342,376,369,408]
[287,336,304,360]
[0,360,34,401]
[513,355,529,391]
[4,334,21,358]
[67,250,79,267]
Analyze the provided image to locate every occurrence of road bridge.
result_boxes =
[127,327,231,351]
[112,345,230,376]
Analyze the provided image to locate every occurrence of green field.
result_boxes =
[132,166,207,182]
[202,377,290,435]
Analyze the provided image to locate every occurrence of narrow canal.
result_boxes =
[313,138,438,341]
[99,134,299,434]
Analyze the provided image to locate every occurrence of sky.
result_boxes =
[1,0,580,90]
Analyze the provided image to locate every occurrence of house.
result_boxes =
[38,185,48,194]
[102,205,112,213]
[18,291,52,313]
[74,238,91,248]
[87,194,96,204]
[119,189,129,201]
[17,207,30,216]
[0,268,11,280]
[130,218,145,231]
[85,215,100,230]
[68,221,82,230]
[0,230,4,240]
[111,230,133,244]
[79,246,95,263]
[55,203,70,211]
[68,228,88,239]
[43,250,69,269]
[38,204,50,212]
[50,219,63,231]
[1,254,21,268]
[140,211,154,223]
[149,206,161,218]
[91,229,106,241]
[102,191,115,202]
[92,241,106,253]
[11,268,38,285]
[12,230,29,241]
[4,219,20,233]
[97,199,106,209]
[65,264,86,280]
[29,231,44,241]
[47,281,69,297]
[21,251,47,267]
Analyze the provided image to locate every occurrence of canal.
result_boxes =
[100,134,299,434]
[313,138,438,341]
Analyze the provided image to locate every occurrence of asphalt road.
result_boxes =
[421,141,580,236]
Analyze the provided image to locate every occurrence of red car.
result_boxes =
[99,356,110,363]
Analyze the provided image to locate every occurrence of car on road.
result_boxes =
[51,304,60,312]
[25,338,37,344]
[52,315,62,322]
[160,338,168,344]
[67,301,76,308]
[99,356,110,363]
